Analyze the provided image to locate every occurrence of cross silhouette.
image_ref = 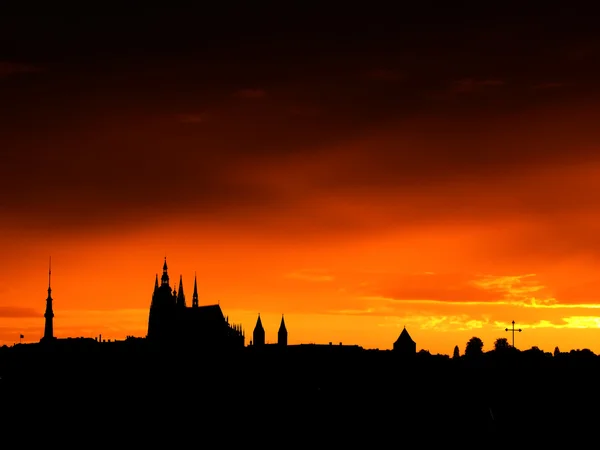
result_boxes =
[505,320,522,348]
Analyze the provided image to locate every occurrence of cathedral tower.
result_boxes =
[41,257,55,342]
[147,257,176,341]
[253,313,265,346]
[161,257,170,286]
[277,314,287,346]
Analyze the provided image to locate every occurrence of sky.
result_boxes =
[2,4,600,354]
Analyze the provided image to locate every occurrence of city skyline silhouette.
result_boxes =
[3,256,596,361]
[2,2,600,378]
[1,256,599,442]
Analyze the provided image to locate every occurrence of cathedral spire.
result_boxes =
[161,257,169,286]
[177,274,186,308]
[192,272,199,308]
[41,257,55,343]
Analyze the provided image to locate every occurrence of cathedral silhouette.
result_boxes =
[35,257,415,353]
[147,258,245,348]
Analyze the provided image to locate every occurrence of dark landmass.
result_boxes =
[0,341,597,445]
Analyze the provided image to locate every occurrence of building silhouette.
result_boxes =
[252,313,265,346]
[278,314,287,346]
[147,258,244,348]
[393,326,416,355]
[40,257,55,343]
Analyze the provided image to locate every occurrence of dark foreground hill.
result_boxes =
[1,343,598,445]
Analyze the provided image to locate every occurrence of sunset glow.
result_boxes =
[2,6,600,355]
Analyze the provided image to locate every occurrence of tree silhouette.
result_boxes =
[452,345,460,359]
[494,337,510,351]
[465,336,484,357]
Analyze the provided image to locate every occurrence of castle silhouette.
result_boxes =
[37,257,415,352]
[147,257,245,348]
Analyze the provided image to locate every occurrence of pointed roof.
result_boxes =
[193,272,198,298]
[254,313,264,331]
[178,275,184,297]
[154,274,159,289]
[394,326,415,345]
[278,314,287,333]
[196,304,225,321]
[163,257,168,271]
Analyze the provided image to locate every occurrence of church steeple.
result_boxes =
[278,314,287,346]
[161,257,169,286]
[253,313,265,346]
[192,272,199,308]
[177,275,186,308]
[41,257,55,343]
[154,274,159,292]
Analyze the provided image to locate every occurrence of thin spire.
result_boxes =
[161,257,169,286]
[48,256,52,290]
[176,274,186,307]
[192,272,198,307]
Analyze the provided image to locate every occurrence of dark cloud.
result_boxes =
[364,69,405,82]
[1,5,600,240]
[233,88,267,99]
[0,307,39,318]
[0,61,42,77]
[175,113,207,124]
[450,78,505,93]
[533,82,565,90]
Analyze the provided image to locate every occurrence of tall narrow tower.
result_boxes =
[278,314,287,346]
[41,257,55,342]
[192,272,199,308]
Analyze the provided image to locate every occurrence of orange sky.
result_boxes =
[2,6,600,355]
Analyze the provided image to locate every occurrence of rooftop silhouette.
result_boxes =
[1,258,599,442]
[2,4,600,443]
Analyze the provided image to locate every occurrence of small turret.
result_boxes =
[253,313,265,346]
[278,314,288,346]
[393,326,416,355]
